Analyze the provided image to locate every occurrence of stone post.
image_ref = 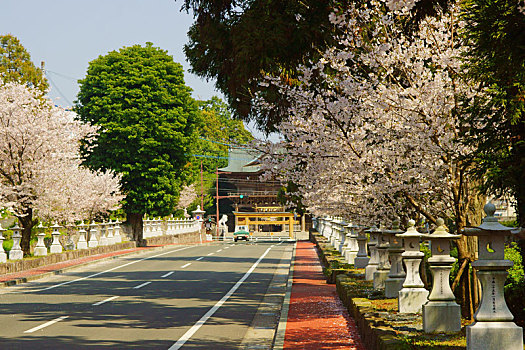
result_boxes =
[384,221,405,298]
[332,219,342,251]
[365,226,380,281]
[50,223,63,254]
[34,223,48,256]
[462,203,523,350]
[77,222,88,250]
[9,223,23,260]
[88,222,99,248]
[422,218,461,333]
[0,225,7,263]
[312,217,318,231]
[354,226,370,269]
[397,220,428,313]
[373,225,390,290]
[325,218,334,243]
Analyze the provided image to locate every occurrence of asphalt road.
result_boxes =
[0,241,294,349]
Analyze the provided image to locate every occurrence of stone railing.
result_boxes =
[142,217,200,239]
[0,216,201,263]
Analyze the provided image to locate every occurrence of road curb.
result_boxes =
[272,240,297,350]
[0,241,213,289]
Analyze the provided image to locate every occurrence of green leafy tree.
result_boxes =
[461,1,525,246]
[191,97,253,214]
[75,43,198,245]
[181,0,450,133]
[0,34,48,93]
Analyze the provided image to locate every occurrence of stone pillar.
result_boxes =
[365,226,380,280]
[344,223,359,264]
[384,222,405,298]
[312,217,318,231]
[77,222,88,250]
[422,218,461,333]
[373,225,390,290]
[88,223,99,248]
[325,218,333,243]
[397,220,428,313]
[463,203,523,350]
[9,223,23,260]
[354,227,370,269]
[50,223,63,254]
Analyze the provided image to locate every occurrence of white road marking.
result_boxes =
[22,246,192,293]
[196,257,203,261]
[24,316,69,333]
[181,263,191,269]
[161,271,174,278]
[207,253,214,256]
[216,249,222,252]
[133,281,151,289]
[168,246,272,350]
[223,246,229,249]
[92,296,119,306]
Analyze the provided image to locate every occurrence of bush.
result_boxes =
[504,242,525,329]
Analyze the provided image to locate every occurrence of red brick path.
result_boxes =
[284,241,365,350]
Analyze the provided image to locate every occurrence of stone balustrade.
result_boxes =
[0,215,199,262]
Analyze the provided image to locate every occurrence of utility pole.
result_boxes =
[200,161,204,209]
[216,167,219,237]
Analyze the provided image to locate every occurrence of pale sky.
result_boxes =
[0,0,223,106]
[0,0,279,140]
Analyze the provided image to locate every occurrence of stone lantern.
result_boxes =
[422,218,461,333]
[312,217,318,231]
[192,205,205,223]
[384,221,405,298]
[113,220,122,243]
[373,225,391,290]
[50,223,63,254]
[337,219,347,253]
[9,222,23,260]
[88,222,99,248]
[324,217,334,242]
[77,222,88,250]
[462,203,523,350]
[331,218,341,249]
[106,220,115,245]
[344,223,359,264]
[34,222,48,256]
[396,219,428,313]
[354,226,370,269]
[99,220,109,246]
[365,225,381,281]
[0,225,7,263]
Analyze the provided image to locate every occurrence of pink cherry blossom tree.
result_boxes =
[0,83,122,254]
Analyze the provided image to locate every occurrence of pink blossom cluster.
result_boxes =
[254,3,487,226]
[0,83,122,223]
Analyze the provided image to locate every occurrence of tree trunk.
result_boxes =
[17,208,36,256]
[127,212,145,247]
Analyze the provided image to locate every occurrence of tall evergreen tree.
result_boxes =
[76,43,198,245]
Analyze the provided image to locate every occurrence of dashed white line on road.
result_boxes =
[168,246,272,350]
[196,257,203,261]
[92,296,119,306]
[24,316,69,333]
[216,249,222,252]
[19,246,192,294]
[207,253,214,256]
[223,246,229,249]
[133,282,151,289]
[181,263,191,269]
[161,271,174,278]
